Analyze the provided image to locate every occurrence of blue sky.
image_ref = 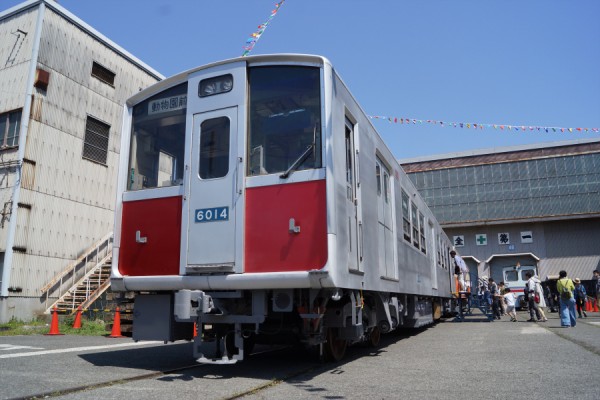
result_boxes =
[3,0,599,159]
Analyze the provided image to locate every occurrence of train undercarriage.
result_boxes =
[131,288,450,364]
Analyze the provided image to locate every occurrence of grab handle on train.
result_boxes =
[289,218,301,234]
[135,230,148,243]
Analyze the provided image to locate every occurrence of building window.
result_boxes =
[91,61,115,86]
[401,190,411,241]
[0,109,22,148]
[83,116,109,164]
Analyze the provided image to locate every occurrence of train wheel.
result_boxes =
[323,328,347,362]
[368,326,381,347]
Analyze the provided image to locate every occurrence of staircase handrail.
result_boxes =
[40,232,113,294]
[44,253,112,314]
[78,278,112,312]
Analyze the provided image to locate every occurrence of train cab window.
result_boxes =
[199,117,230,179]
[128,83,187,190]
[247,66,321,176]
[505,270,518,282]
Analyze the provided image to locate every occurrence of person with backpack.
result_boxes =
[556,270,577,327]
[573,278,588,318]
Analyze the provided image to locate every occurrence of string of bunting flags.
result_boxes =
[368,115,599,133]
[242,0,286,57]
[236,3,598,134]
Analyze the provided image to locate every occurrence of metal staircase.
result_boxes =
[41,233,113,314]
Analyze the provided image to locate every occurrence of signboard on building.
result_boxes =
[498,232,510,245]
[476,234,487,246]
[521,231,533,243]
[453,235,465,247]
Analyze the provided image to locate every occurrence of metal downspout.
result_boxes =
[1,3,46,297]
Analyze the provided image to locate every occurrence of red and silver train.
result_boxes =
[111,54,456,363]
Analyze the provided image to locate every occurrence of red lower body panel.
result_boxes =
[244,180,328,273]
[118,196,182,276]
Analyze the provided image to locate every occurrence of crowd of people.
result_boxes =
[473,268,600,327]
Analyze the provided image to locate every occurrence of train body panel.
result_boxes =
[111,54,456,363]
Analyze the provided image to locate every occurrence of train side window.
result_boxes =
[199,117,230,179]
[376,165,381,196]
[383,171,390,203]
[345,123,355,201]
[438,236,442,265]
[419,213,426,254]
[401,190,411,241]
[411,202,420,249]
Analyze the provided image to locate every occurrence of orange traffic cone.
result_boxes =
[72,306,82,329]
[193,322,198,338]
[107,307,125,338]
[45,306,64,336]
[585,299,592,312]
[594,299,599,312]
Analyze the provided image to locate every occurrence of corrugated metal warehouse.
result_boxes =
[401,138,600,290]
[0,0,162,322]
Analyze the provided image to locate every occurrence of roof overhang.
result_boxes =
[485,252,540,264]
[461,255,481,264]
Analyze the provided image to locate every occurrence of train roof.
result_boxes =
[126,54,332,107]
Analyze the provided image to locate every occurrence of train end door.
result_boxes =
[183,64,246,274]
[186,108,240,273]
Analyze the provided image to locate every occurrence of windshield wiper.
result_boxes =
[279,144,313,179]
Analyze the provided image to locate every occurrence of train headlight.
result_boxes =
[199,74,233,97]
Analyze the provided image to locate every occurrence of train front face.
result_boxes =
[112,56,328,291]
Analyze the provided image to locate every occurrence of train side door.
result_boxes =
[186,107,239,271]
[376,157,395,279]
[345,120,361,272]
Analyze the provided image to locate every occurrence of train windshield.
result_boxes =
[247,66,322,176]
[127,83,188,190]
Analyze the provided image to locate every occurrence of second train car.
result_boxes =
[111,54,456,363]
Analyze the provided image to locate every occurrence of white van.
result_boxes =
[502,265,537,309]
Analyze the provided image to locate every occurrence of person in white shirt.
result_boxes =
[450,250,469,291]
[525,272,546,322]
[503,288,518,322]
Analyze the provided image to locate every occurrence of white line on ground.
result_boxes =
[0,341,162,359]
[520,325,550,334]
[0,344,44,351]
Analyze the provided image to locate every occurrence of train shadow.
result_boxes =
[78,325,430,391]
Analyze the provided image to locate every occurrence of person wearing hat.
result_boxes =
[574,278,588,318]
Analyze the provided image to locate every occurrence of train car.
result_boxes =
[111,54,456,364]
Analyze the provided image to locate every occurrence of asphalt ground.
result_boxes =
[1,308,598,400]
